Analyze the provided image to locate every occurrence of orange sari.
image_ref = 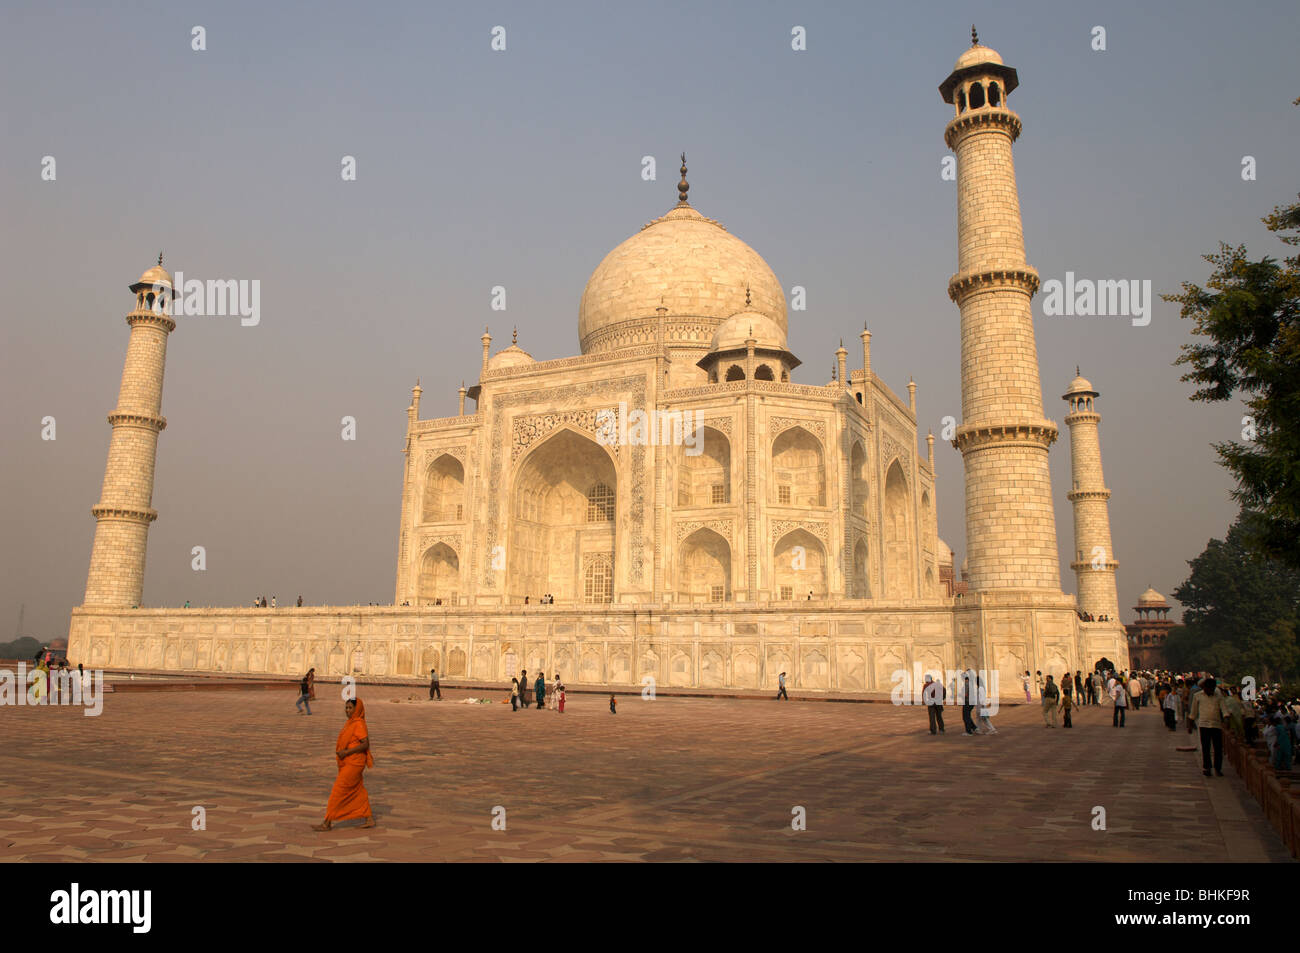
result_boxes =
[324,698,374,822]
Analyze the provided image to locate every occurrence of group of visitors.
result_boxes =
[1074,610,1112,622]
[509,669,566,712]
[252,595,304,608]
[523,594,556,605]
[921,672,998,736]
[25,652,90,702]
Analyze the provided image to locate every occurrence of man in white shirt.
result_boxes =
[1128,674,1142,710]
[1111,679,1128,727]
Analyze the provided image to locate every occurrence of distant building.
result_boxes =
[1126,587,1175,670]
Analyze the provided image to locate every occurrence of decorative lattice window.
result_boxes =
[778,485,791,505]
[710,585,725,603]
[587,483,615,522]
[711,484,725,505]
[583,555,613,604]
[779,585,794,601]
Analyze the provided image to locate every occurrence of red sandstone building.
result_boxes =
[1126,587,1175,670]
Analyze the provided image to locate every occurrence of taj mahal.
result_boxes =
[67,35,1131,696]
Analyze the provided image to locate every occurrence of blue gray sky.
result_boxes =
[3,0,1297,642]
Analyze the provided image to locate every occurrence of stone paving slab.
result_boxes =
[0,688,1291,862]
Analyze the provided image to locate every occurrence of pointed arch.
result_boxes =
[771,426,825,507]
[773,528,827,600]
[850,440,869,515]
[423,453,466,523]
[419,542,460,605]
[677,527,732,602]
[882,460,915,599]
[677,425,731,507]
[511,427,617,604]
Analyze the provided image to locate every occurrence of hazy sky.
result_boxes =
[3,0,1297,643]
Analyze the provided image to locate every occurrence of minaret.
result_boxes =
[83,256,177,606]
[941,30,1060,591]
[1063,371,1120,620]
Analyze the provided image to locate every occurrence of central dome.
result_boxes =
[579,202,787,355]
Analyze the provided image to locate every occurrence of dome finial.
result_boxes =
[512,325,518,345]
[1076,364,1081,377]
[677,152,690,205]
[158,251,164,266]
[971,24,978,46]
[745,284,751,308]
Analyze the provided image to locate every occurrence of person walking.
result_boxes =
[1074,671,1085,706]
[960,673,978,735]
[534,672,546,710]
[313,697,375,831]
[1041,675,1060,727]
[510,677,520,711]
[1128,673,1142,711]
[1059,684,1073,728]
[776,671,789,701]
[1035,670,1045,700]
[429,668,441,701]
[557,683,566,713]
[1022,670,1032,703]
[976,673,996,734]
[1242,691,1258,744]
[923,674,946,735]
[609,693,617,714]
[296,668,314,715]
[1162,683,1180,731]
[1270,714,1294,770]
[1111,676,1128,727]
[1188,677,1229,777]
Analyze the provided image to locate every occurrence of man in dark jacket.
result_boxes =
[295,669,313,715]
[923,674,946,735]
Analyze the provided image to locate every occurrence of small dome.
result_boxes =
[1066,374,1093,394]
[954,43,1003,71]
[709,311,785,352]
[487,344,535,371]
[1137,587,1167,606]
[937,538,956,564]
[136,264,174,289]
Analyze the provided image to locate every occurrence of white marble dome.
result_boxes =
[579,202,787,355]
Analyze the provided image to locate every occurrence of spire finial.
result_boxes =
[1076,364,1081,377]
[512,325,517,345]
[677,153,690,204]
[971,24,978,46]
[158,251,164,266]
[745,284,751,308]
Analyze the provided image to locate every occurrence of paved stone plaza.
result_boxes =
[1,688,1289,862]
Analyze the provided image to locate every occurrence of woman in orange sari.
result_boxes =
[313,697,375,830]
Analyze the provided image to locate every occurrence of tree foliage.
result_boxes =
[1164,190,1300,567]
[1170,511,1300,680]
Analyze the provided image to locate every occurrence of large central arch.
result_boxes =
[510,428,617,604]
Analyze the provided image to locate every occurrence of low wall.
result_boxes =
[67,597,1112,697]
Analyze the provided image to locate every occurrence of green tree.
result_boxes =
[1164,183,1300,568]
[1171,511,1300,681]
